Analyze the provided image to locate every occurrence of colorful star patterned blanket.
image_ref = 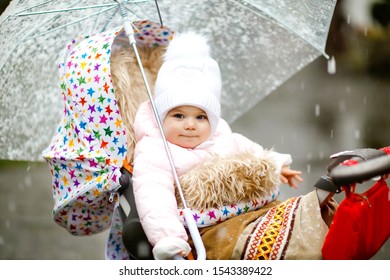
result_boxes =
[43,20,173,259]
[178,189,280,228]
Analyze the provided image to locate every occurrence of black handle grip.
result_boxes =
[327,148,386,172]
[330,154,390,186]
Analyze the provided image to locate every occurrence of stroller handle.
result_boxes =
[330,154,390,186]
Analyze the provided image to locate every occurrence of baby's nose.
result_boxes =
[184,118,196,129]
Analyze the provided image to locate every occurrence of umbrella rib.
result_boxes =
[229,0,330,58]
[115,0,151,5]
[0,0,81,71]
[10,0,81,37]
[1,0,157,69]
[154,0,164,26]
[112,0,154,16]
[15,3,117,16]
[0,0,54,25]
[23,6,118,42]
[13,0,57,15]
[122,2,151,22]
[15,0,153,37]
[100,0,156,32]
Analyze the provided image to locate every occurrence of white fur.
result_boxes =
[177,151,281,210]
[164,32,210,61]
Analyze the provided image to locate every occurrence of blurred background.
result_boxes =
[1,0,389,259]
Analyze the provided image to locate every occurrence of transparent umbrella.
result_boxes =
[0,0,336,161]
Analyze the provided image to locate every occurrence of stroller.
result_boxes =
[43,20,390,260]
[118,147,390,260]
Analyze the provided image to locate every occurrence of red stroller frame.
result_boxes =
[321,148,390,259]
[118,147,390,260]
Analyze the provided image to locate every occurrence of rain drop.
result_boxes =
[0,235,4,245]
[354,129,360,139]
[330,129,334,139]
[327,56,336,74]
[315,104,320,117]
[307,164,311,174]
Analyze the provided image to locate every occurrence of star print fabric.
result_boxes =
[43,26,127,238]
[179,188,280,228]
[43,21,174,259]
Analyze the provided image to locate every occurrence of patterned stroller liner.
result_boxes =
[43,22,390,260]
[43,20,173,259]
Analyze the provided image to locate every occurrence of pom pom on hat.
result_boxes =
[163,32,211,61]
[154,32,222,136]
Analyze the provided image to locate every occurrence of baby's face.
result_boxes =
[163,105,211,148]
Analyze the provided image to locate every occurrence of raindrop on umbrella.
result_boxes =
[315,104,321,117]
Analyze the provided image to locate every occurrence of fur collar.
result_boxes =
[177,151,280,210]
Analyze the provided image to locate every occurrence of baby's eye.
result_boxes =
[196,115,208,120]
[173,113,185,119]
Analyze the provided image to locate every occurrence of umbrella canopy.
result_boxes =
[0,0,337,161]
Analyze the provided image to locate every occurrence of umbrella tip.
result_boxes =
[327,55,336,75]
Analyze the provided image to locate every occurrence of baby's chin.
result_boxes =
[168,136,201,149]
[176,140,200,149]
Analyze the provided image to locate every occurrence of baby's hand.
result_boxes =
[280,166,303,189]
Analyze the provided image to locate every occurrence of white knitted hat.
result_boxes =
[154,32,221,136]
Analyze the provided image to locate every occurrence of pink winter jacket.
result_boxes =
[132,101,292,247]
